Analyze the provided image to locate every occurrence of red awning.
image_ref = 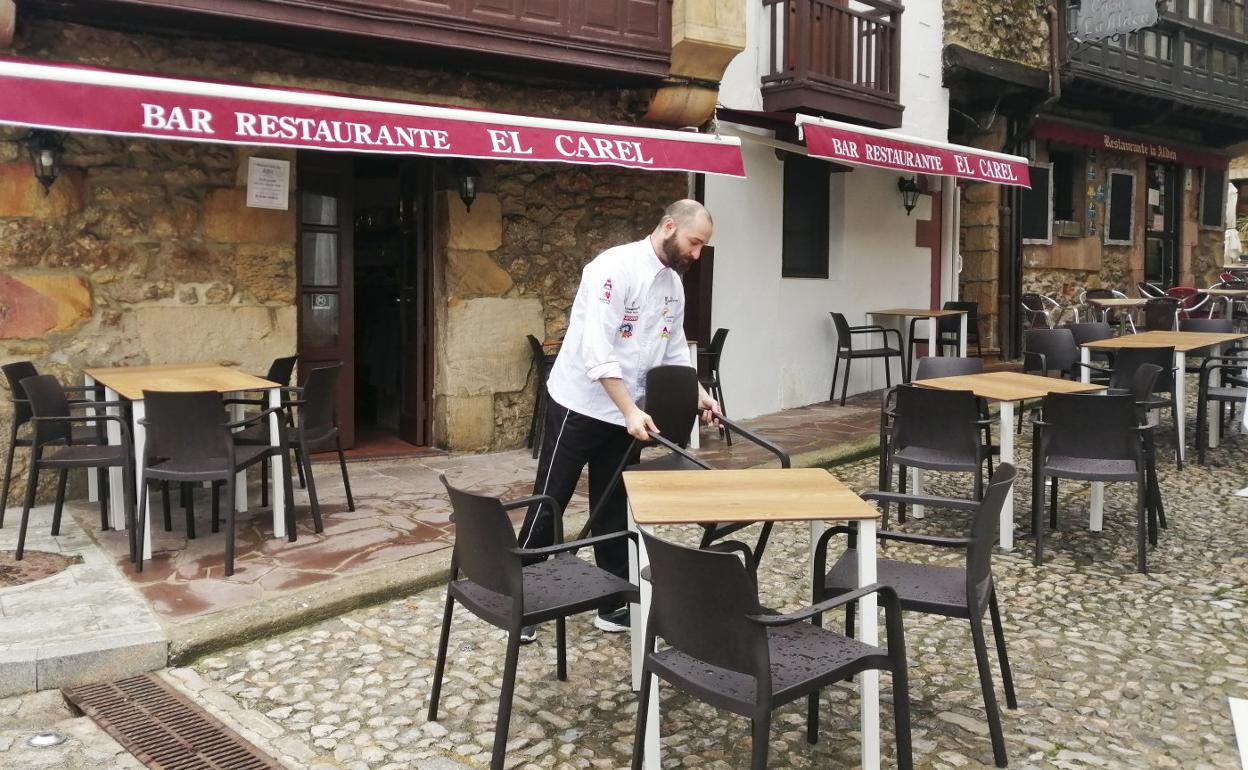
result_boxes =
[796,114,1031,188]
[1033,118,1228,170]
[0,57,745,177]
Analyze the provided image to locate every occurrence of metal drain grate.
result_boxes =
[63,673,284,770]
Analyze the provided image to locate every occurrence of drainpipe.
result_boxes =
[0,1,15,49]
[1010,3,1063,152]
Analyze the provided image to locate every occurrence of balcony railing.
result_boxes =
[761,0,903,127]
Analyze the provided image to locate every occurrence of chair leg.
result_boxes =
[50,468,68,536]
[224,478,237,577]
[211,482,220,536]
[301,436,324,532]
[15,456,39,560]
[556,617,567,681]
[260,460,269,508]
[1048,476,1059,530]
[123,460,137,565]
[0,422,18,528]
[631,665,653,770]
[1147,440,1167,530]
[336,435,355,512]
[184,483,196,540]
[427,588,455,721]
[718,382,732,447]
[896,463,908,524]
[1032,468,1045,567]
[988,589,1018,709]
[891,653,915,770]
[970,615,1009,768]
[840,358,852,406]
[830,354,841,403]
[883,354,893,388]
[750,715,770,770]
[98,470,109,532]
[1136,476,1147,574]
[161,482,172,532]
[490,630,523,770]
[294,444,307,489]
[135,478,149,572]
[1196,389,1208,465]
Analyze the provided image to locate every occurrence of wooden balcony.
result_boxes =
[761,0,903,128]
[24,0,672,82]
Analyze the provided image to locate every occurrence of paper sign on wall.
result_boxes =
[246,157,290,210]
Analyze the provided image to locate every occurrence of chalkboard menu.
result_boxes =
[1021,164,1052,243]
[1104,169,1135,246]
[1201,168,1226,229]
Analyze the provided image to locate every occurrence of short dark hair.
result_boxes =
[662,199,712,229]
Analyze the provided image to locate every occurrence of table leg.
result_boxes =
[1089,483,1104,531]
[231,399,248,513]
[1175,351,1186,464]
[1080,347,1092,383]
[630,512,661,770]
[928,316,939,359]
[104,387,127,531]
[1210,344,1224,449]
[998,402,1015,550]
[133,399,152,561]
[910,468,924,519]
[959,313,968,357]
[858,517,880,770]
[268,388,287,539]
[85,375,99,503]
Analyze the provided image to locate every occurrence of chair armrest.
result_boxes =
[848,324,888,332]
[32,413,131,440]
[1022,351,1046,373]
[223,406,285,430]
[501,494,562,516]
[511,529,636,559]
[647,433,715,469]
[1071,361,1111,374]
[63,384,106,395]
[223,397,266,407]
[860,489,981,512]
[876,530,971,549]
[713,414,791,468]
[68,399,127,410]
[747,582,897,626]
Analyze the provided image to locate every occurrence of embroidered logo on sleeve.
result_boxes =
[619,322,634,339]
[660,325,670,339]
[600,278,613,304]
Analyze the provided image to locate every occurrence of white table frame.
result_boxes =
[84,372,287,560]
[867,310,968,382]
[629,513,880,770]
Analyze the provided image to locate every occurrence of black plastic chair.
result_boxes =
[906,356,996,476]
[429,475,638,770]
[815,464,1019,768]
[697,327,731,446]
[525,335,558,458]
[14,375,136,561]
[1067,321,1115,368]
[1031,392,1150,572]
[577,365,790,569]
[1100,347,1180,468]
[1179,318,1240,374]
[633,528,912,770]
[829,312,903,405]
[1021,328,1082,380]
[1142,297,1180,332]
[1197,355,1248,465]
[137,390,291,575]
[2,361,106,527]
[906,302,981,376]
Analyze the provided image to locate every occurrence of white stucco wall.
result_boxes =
[705,1,954,419]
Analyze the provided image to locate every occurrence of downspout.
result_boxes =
[1009,3,1063,152]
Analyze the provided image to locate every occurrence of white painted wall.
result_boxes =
[705,0,954,419]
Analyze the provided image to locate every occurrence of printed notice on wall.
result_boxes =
[246,157,290,210]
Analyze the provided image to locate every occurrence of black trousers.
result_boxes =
[518,399,639,582]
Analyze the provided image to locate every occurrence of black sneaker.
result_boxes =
[593,606,630,633]
[518,625,538,644]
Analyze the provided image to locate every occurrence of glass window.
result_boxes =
[1215,0,1246,31]
[1144,30,1158,57]
[781,153,831,279]
[301,232,338,287]
[301,293,339,348]
[1126,32,1140,52]
[301,191,338,226]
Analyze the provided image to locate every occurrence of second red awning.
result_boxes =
[796,114,1031,188]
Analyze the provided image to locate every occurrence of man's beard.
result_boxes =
[661,232,694,275]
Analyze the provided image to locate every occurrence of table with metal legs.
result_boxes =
[867,309,968,382]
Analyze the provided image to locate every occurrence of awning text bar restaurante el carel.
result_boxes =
[796,114,1031,188]
[0,57,745,177]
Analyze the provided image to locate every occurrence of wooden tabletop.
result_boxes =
[869,308,966,317]
[915,371,1105,402]
[1080,329,1248,352]
[84,363,277,401]
[1204,287,1248,297]
[1086,297,1147,307]
[623,468,879,526]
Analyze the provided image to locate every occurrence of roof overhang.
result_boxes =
[0,57,745,177]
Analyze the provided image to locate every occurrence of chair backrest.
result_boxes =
[640,529,768,683]
[644,365,699,446]
[18,375,71,448]
[1137,281,1167,298]
[299,364,341,433]
[966,463,1017,610]
[1022,328,1079,375]
[940,301,979,338]
[1020,293,1051,329]
[891,384,981,460]
[441,474,523,600]
[703,327,729,369]
[1040,392,1140,461]
[1128,364,1162,424]
[913,356,983,380]
[265,356,298,386]
[2,360,39,426]
[142,390,230,466]
[1167,286,1210,316]
[1179,317,1233,334]
[1067,322,1113,346]
[829,312,854,350]
[1108,346,1174,391]
[1142,297,1180,332]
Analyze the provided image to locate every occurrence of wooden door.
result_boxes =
[397,161,434,445]
[296,153,356,447]
[1145,161,1179,288]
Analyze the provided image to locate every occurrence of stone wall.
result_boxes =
[956,123,1008,352]
[943,0,1050,70]
[1,16,687,507]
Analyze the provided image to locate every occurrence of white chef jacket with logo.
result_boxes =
[546,237,692,426]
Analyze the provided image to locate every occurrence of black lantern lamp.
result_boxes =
[897,175,921,216]
[22,130,65,194]
[454,159,480,212]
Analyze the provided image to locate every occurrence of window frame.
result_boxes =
[780,152,832,279]
[1021,161,1055,246]
[1104,168,1137,246]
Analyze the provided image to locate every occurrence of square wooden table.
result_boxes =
[868,308,968,379]
[624,468,884,770]
[83,363,284,560]
[915,371,1104,549]
[1080,330,1248,461]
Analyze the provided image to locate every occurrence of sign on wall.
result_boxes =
[1073,0,1160,43]
[246,157,290,210]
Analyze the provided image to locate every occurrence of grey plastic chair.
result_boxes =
[697,327,731,445]
[906,301,982,376]
[829,312,904,405]
[634,528,912,770]
[1142,297,1180,332]
[1197,356,1248,465]
[525,335,558,458]
[815,464,1019,768]
[429,476,638,770]
[1100,346,1180,468]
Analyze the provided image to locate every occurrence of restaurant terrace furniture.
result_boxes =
[904,357,997,480]
[624,467,889,770]
[1095,347,1180,468]
[697,327,731,445]
[1202,286,1248,326]
[429,476,638,770]
[1020,293,1056,330]
[14,375,136,562]
[1031,392,1151,573]
[136,389,290,576]
[576,365,790,569]
[1080,288,1137,332]
[1178,318,1238,373]
[829,312,904,405]
[1021,328,1083,380]
[865,307,968,382]
[1067,322,1115,367]
[525,334,558,458]
[914,371,1104,549]
[943,301,983,358]
[1141,297,1181,332]
[1167,286,1213,319]
[815,464,1019,768]
[1197,356,1248,465]
[2,361,107,528]
[1137,281,1167,299]
[632,529,912,770]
